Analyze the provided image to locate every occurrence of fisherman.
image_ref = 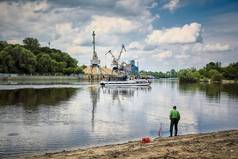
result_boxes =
[169,106,180,137]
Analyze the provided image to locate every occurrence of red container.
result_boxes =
[141,137,151,143]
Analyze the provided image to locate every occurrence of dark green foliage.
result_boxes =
[208,69,223,82]
[23,37,40,51]
[0,37,82,75]
[178,62,237,82]
[178,69,201,82]
[0,41,8,52]
[74,66,84,74]
[0,45,37,74]
[205,62,221,71]
[36,54,53,73]
[63,67,76,75]
[63,67,84,75]
[211,72,223,82]
[222,62,238,80]
[140,69,177,78]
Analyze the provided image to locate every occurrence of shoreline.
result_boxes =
[0,75,237,84]
[15,130,238,159]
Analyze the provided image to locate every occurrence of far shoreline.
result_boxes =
[0,75,237,84]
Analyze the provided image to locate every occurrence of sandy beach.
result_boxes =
[16,130,238,159]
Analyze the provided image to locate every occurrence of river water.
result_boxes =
[0,79,238,157]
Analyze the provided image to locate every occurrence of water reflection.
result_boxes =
[0,88,78,107]
[178,82,238,100]
[89,86,100,132]
[89,86,151,132]
[101,86,151,101]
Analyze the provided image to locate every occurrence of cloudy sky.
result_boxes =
[0,0,238,71]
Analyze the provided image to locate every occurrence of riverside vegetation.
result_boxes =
[0,38,85,75]
[178,62,238,82]
[140,62,238,83]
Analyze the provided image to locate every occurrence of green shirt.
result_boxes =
[170,109,180,120]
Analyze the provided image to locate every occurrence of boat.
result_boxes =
[100,79,151,86]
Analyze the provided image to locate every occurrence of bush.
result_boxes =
[208,69,220,78]
[63,67,75,75]
[178,69,201,82]
[211,73,223,82]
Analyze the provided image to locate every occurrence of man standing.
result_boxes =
[169,106,180,137]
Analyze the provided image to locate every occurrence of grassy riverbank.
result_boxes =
[17,130,238,159]
[0,75,82,80]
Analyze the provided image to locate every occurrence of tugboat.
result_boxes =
[100,75,151,86]
[100,78,151,86]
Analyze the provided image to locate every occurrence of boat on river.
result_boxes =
[100,79,151,86]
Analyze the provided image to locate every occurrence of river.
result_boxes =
[0,79,238,157]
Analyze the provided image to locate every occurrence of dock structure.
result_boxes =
[83,31,116,80]
[90,31,100,68]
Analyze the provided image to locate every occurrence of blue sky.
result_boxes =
[0,0,238,71]
[154,0,238,27]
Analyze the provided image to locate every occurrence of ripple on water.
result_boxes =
[7,133,19,137]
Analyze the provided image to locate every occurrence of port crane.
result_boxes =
[105,44,126,74]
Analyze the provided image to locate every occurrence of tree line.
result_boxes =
[178,62,238,82]
[140,62,238,82]
[140,69,177,79]
[0,38,84,75]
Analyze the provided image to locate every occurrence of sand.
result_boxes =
[17,130,238,159]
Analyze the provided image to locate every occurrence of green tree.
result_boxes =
[74,67,84,74]
[0,45,36,74]
[0,41,8,52]
[0,37,81,75]
[63,67,75,75]
[56,61,67,73]
[36,54,53,74]
[222,62,238,80]
[51,51,77,67]
[170,69,177,78]
[178,69,200,82]
[211,72,223,82]
[208,69,220,78]
[0,48,16,73]
[205,62,221,72]
[23,37,40,51]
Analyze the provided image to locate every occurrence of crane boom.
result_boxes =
[105,50,116,59]
[117,44,126,61]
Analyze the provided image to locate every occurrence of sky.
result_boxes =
[0,0,238,71]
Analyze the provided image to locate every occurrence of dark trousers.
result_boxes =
[170,118,178,136]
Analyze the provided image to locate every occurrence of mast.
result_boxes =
[92,31,96,55]
[91,31,100,66]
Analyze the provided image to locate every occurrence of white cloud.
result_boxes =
[146,22,202,45]
[175,53,190,59]
[66,46,91,55]
[128,41,144,50]
[191,43,232,53]
[72,15,143,46]
[163,0,180,12]
[204,43,232,52]
[6,39,22,44]
[84,16,140,35]
[55,23,75,36]
[153,50,173,60]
